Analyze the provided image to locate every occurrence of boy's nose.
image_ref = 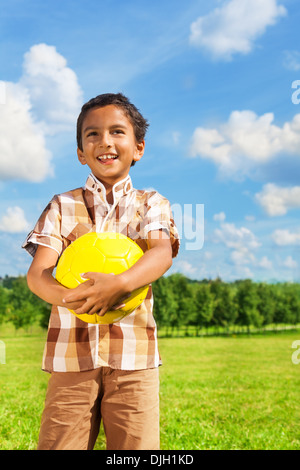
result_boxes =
[99,132,112,148]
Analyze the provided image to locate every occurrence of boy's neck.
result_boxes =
[91,173,131,205]
[105,186,113,205]
[97,179,113,204]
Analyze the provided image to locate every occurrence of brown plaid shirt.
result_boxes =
[23,173,179,372]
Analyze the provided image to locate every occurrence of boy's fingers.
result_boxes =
[65,300,85,309]
[80,272,92,280]
[111,303,126,310]
[63,291,86,303]
[73,301,94,315]
[63,279,94,303]
[81,271,112,280]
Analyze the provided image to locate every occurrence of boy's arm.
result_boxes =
[27,245,88,311]
[62,230,173,316]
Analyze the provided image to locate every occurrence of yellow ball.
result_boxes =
[55,232,149,324]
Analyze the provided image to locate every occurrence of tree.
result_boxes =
[153,276,178,335]
[0,285,9,325]
[39,301,52,329]
[166,274,194,335]
[256,283,275,328]
[8,276,39,331]
[210,280,237,333]
[235,280,262,333]
[274,284,300,326]
[287,285,300,325]
[193,284,214,335]
[272,286,290,328]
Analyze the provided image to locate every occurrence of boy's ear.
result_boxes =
[133,140,145,163]
[77,148,87,165]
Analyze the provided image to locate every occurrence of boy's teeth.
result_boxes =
[98,154,117,160]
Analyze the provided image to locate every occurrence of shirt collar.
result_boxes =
[84,172,133,204]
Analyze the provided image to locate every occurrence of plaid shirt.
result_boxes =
[23,173,179,372]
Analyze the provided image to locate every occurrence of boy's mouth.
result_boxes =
[97,154,118,164]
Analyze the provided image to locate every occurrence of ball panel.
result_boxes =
[55,244,76,283]
[95,237,131,258]
[102,257,129,275]
[58,271,81,289]
[72,309,126,324]
[71,246,106,276]
[125,249,145,267]
[121,285,149,313]
[94,310,125,324]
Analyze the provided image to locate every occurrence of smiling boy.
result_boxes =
[23,93,179,450]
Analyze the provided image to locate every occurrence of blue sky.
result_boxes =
[1,0,300,282]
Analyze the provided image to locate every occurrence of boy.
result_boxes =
[23,93,179,450]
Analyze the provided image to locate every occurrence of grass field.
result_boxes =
[1,327,300,450]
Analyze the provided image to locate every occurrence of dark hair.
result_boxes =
[76,92,149,151]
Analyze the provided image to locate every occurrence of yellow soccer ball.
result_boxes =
[55,232,149,324]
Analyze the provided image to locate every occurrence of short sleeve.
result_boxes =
[141,192,180,258]
[22,196,63,258]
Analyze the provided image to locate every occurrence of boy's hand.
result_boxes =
[62,272,127,316]
[61,279,94,312]
[63,230,173,317]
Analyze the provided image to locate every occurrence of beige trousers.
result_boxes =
[37,367,160,450]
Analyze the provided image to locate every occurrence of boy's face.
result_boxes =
[77,105,145,189]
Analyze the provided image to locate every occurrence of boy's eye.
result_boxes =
[112,129,125,135]
[87,131,98,137]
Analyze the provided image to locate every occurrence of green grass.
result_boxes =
[1,327,300,450]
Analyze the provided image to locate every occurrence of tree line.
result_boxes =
[0,274,300,335]
[152,274,300,335]
[0,275,51,331]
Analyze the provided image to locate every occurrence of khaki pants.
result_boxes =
[37,367,160,450]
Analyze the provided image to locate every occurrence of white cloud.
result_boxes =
[283,50,300,71]
[229,245,272,270]
[20,43,83,134]
[272,228,300,246]
[214,222,261,250]
[230,247,255,265]
[258,255,273,270]
[233,265,254,279]
[213,211,226,222]
[204,251,213,260]
[0,81,5,104]
[0,206,30,233]
[175,260,197,275]
[282,255,298,269]
[230,250,272,270]
[0,82,53,182]
[189,0,286,60]
[0,43,83,182]
[172,131,181,145]
[190,111,300,180]
[255,183,300,216]
[215,221,262,274]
